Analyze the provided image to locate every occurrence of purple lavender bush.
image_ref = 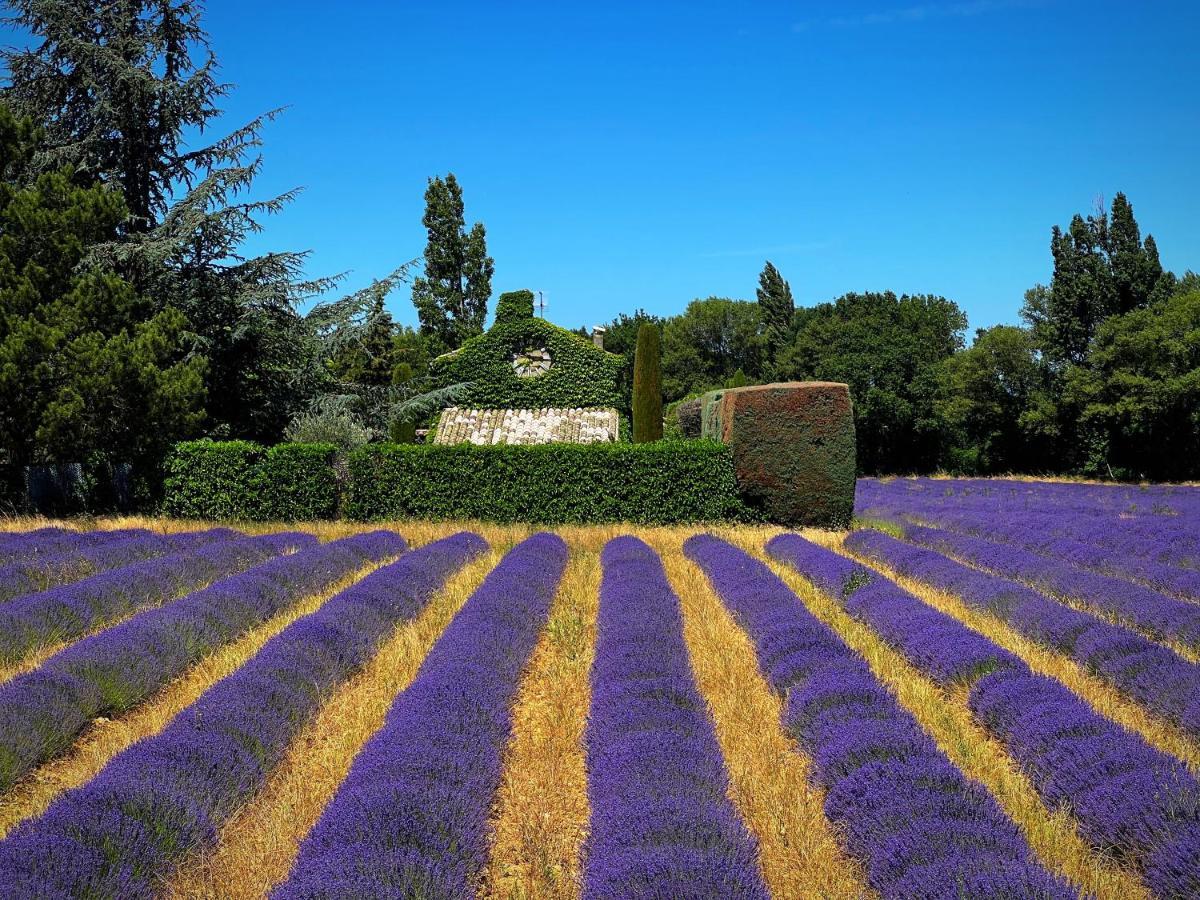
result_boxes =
[0,532,486,899]
[770,531,1200,896]
[900,523,1200,649]
[685,534,1073,899]
[0,530,404,793]
[846,529,1200,736]
[0,531,313,665]
[0,529,188,601]
[582,536,768,899]
[273,532,568,900]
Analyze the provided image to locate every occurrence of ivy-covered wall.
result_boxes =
[429,316,625,410]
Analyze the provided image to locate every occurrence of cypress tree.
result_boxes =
[632,322,663,443]
[757,260,795,354]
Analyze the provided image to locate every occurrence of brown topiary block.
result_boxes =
[700,381,856,527]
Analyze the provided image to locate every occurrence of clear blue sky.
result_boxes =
[22,1,1200,332]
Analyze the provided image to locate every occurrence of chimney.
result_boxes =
[592,325,606,350]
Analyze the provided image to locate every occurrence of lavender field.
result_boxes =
[0,479,1198,898]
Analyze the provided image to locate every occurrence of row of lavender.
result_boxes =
[768,534,1200,897]
[0,526,240,601]
[0,531,487,897]
[687,535,1076,898]
[0,530,404,792]
[844,528,1200,737]
[0,530,314,667]
[857,477,1200,579]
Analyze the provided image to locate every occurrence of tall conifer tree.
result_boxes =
[757,260,794,356]
[411,174,494,351]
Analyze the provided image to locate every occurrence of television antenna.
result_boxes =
[536,290,549,319]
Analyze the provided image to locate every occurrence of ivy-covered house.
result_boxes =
[429,290,624,444]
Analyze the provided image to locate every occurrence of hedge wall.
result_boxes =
[428,317,624,410]
[163,440,339,521]
[344,441,742,524]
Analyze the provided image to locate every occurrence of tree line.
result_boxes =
[591,193,1197,480]
[1,0,1197,500]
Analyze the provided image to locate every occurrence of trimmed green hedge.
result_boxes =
[429,317,624,410]
[345,441,742,524]
[163,439,339,521]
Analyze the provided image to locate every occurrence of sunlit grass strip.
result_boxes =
[0,532,312,671]
[274,533,568,899]
[581,536,768,898]
[0,531,404,794]
[901,523,1200,656]
[0,533,486,897]
[770,532,1200,897]
[687,534,1076,899]
[0,560,386,840]
[656,536,872,900]
[165,547,502,900]
[480,547,599,900]
[846,529,1200,738]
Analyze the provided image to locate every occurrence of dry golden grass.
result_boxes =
[480,543,600,900]
[650,531,873,900]
[826,534,1200,775]
[166,544,507,900]
[0,557,390,838]
[733,532,1149,900]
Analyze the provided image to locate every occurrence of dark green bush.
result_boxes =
[345,441,743,524]
[428,317,624,410]
[163,440,338,521]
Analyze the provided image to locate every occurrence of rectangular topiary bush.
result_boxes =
[344,441,743,524]
[163,440,338,521]
[699,381,857,527]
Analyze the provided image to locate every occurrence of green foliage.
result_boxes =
[0,105,206,480]
[163,440,260,519]
[411,174,494,351]
[284,411,373,450]
[326,296,402,386]
[1,0,420,446]
[494,289,535,325]
[757,261,795,357]
[163,440,338,520]
[429,317,624,410]
[661,298,767,401]
[254,444,340,520]
[937,325,1054,474]
[1062,289,1200,481]
[1022,193,1174,368]
[344,441,743,524]
[632,323,664,442]
[775,291,965,475]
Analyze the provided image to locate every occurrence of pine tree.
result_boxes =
[411,174,494,351]
[327,297,399,386]
[632,322,664,443]
[1,0,412,442]
[0,104,205,479]
[757,260,794,356]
